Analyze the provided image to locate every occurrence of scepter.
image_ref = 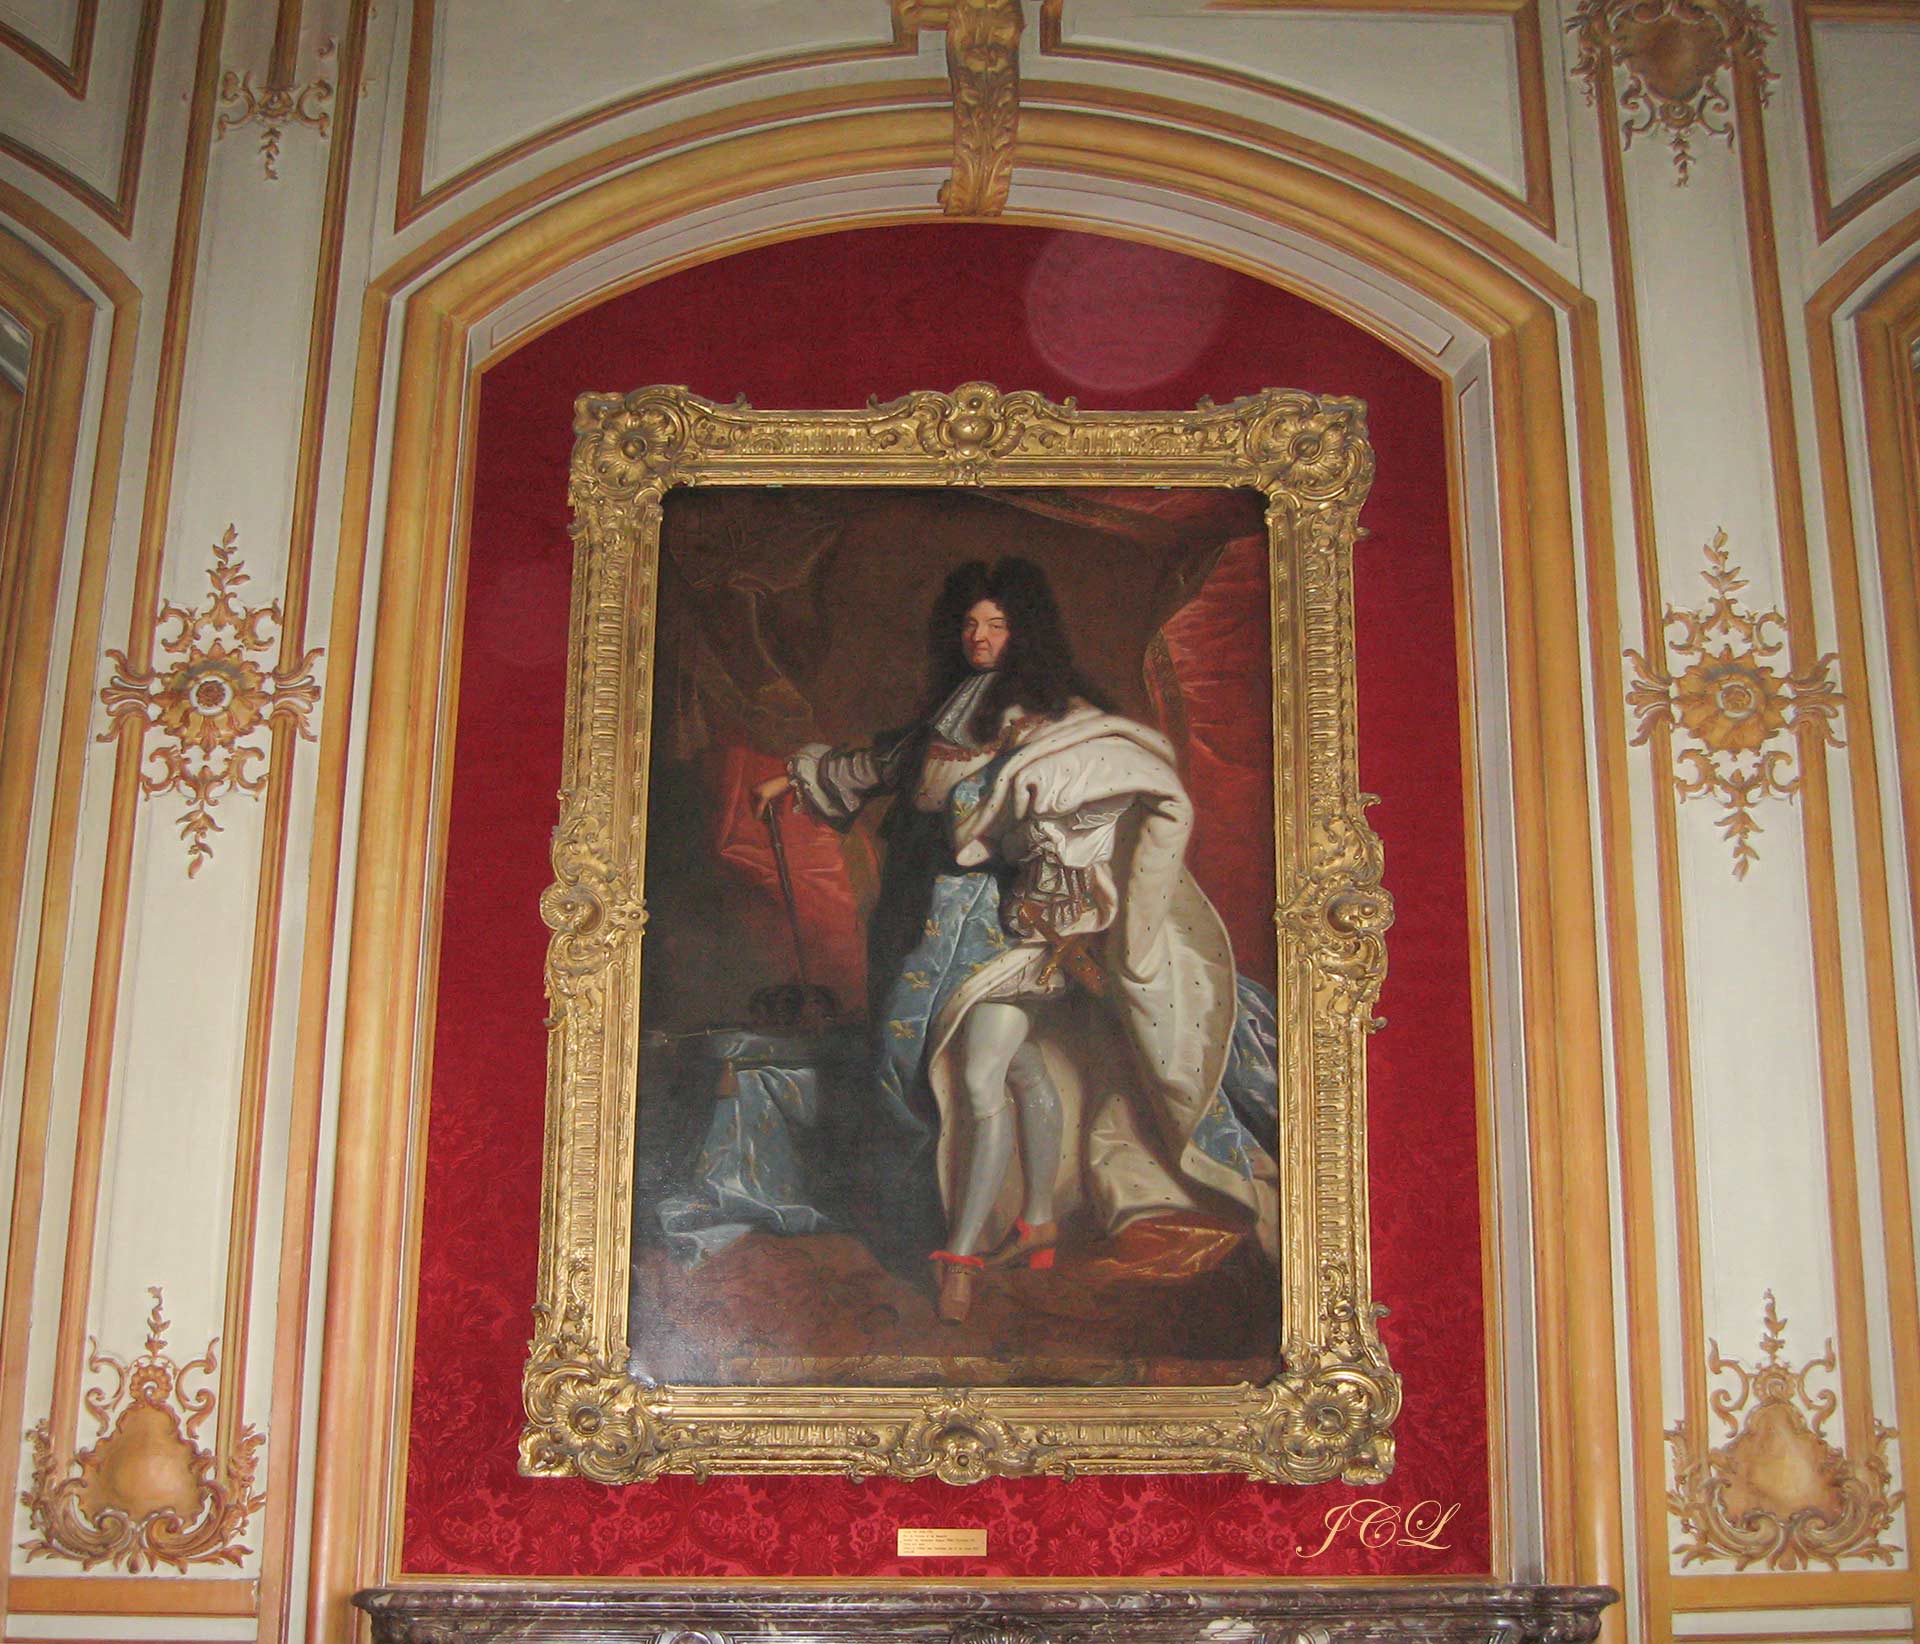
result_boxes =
[762,797,811,988]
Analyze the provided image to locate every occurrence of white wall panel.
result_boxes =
[1674,1605,1914,1637]
[1679,816,1839,1354]
[1809,19,1920,207]
[422,0,898,191]
[96,799,255,1376]
[0,3,143,199]
[0,0,77,58]
[9,1619,258,1641]
[1057,0,1528,195]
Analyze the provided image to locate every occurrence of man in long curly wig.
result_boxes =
[756,556,1276,1324]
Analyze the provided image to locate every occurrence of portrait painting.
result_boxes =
[629,480,1281,1389]
[523,384,1399,1485]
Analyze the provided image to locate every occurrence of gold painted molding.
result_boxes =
[98,525,324,877]
[250,8,376,1644]
[1666,1292,1902,1570]
[1568,0,1776,183]
[1580,43,1705,1640]
[1672,1568,1911,1606]
[0,180,140,1643]
[1846,236,1920,1099]
[8,1575,256,1616]
[306,103,1623,1639]
[1729,49,1884,1493]
[1803,211,1920,1638]
[0,218,107,1632]
[0,201,96,1092]
[20,1290,266,1573]
[43,5,232,1531]
[1623,529,1843,878]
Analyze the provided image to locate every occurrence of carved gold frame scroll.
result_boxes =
[520,382,1398,1485]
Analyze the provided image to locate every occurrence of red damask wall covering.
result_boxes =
[405,225,1487,1577]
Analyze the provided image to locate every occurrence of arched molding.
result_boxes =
[0,180,139,1635]
[470,174,1469,377]
[0,181,138,1104]
[371,81,1584,306]
[307,103,1627,1642]
[0,202,95,1128]
[1803,211,1920,1557]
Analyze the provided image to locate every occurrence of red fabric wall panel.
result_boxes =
[405,225,1487,1577]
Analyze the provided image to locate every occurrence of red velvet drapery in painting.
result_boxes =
[406,225,1487,1577]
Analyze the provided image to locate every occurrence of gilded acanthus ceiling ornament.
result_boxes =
[1624,529,1841,878]
[100,525,323,876]
[900,0,1025,215]
[20,1289,266,1572]
[1667,1291,1902,1571]
[215,39,335,180]
[942,0,1023,215]
[1568,0,1776,183]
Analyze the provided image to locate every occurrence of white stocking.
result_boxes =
[946,1001,1032,1256]
[1005,1039,1062,1226]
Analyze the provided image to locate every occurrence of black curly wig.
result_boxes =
[920,556,1112,738]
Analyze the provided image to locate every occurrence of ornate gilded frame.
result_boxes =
[521,383,1397,1485]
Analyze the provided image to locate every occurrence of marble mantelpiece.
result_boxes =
[355,1583,1617,1643]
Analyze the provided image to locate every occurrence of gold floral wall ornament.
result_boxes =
[99,525,323,876]
[1568,0,1776,182]
[1666,1291,1902,1570]
[20,1289,266,1571]
[1624,529,1842,877]
[900,0,1025,215]
[215,39,335,180]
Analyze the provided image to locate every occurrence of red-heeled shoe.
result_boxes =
[982,1217,1058,1271]
[930,1250,983,1323]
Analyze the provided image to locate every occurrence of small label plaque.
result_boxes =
[896,1527,987,1557]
